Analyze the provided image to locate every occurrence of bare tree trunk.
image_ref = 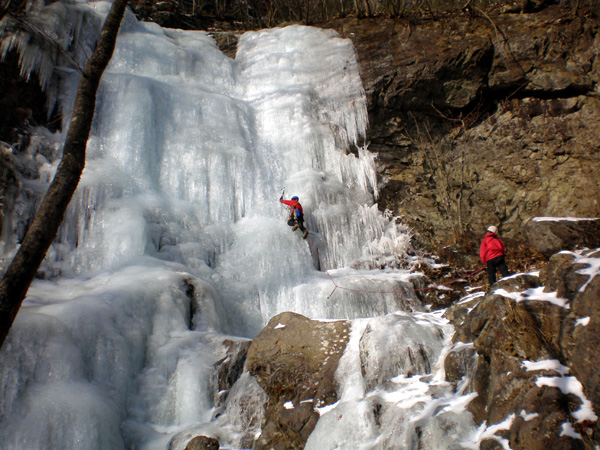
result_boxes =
[362,0,371,16]
[0,0,128,349]
[305,0,310,24]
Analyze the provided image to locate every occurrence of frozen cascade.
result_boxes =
[0,2,479,449]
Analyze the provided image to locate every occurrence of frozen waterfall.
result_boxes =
[0,2,479,449]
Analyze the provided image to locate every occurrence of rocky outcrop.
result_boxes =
[445,247,600,449]
[246,312,350,450]
[184,436,219,450]
[212,338,252,406]
[525,217,600,258]
[324,5,600,250]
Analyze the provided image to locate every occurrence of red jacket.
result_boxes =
[480,232,506,264]
[281,199,303,218]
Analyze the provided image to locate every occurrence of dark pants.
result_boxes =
[487,255,510,285]
[289,216,306,232]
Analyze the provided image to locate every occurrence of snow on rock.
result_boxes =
[443,268,600,450]
[245,312,350,449]
[494,286,570,308]
[535,376,598,423]
[525,217,600,258]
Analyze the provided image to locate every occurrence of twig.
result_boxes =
[431,101,466,129]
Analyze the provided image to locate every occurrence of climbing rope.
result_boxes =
[305,235,485,298]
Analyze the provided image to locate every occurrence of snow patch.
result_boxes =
[573,251,600,293]
[536,376,598,423]
[560,422,583,440]
[494,287,570,308]
[532,217,599,222]
[519,410,539,421]
[461,414,515,450]
[522,359,570,376]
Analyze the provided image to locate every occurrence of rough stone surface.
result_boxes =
[524,217,600,258]
[212,338,252,406]
[324,6,600,250]
[184,435,219,450]
[246,311,350,450]
[446,248,600,449]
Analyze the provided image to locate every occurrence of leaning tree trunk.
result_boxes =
[0,0,128,349]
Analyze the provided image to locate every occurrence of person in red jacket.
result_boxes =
[480,225,510,286]
[280,195,308,239]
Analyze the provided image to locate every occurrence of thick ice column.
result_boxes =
[234,25,400,270]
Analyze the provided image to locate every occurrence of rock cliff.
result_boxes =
[324,4,600,252]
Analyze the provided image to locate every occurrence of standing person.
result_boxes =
[480,225,510,286]
[280,195,308,239]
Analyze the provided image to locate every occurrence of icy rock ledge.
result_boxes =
[525,216,600,259]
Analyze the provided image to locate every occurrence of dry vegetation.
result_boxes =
[135,0,591,29]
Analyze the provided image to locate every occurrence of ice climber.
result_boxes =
[280,195,308,239]
[480,225,510,286]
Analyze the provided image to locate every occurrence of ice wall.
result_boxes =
[2,2,415,328]
[0,2,476,449]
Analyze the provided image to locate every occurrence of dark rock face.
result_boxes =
[324,6,600,249]
[246,312,350,450]
[0,53,57,143]
[525,217,600,258]
[446,248,600,449]
[212,338,252,406]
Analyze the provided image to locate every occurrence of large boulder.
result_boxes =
[246,312,350,450]
[525,217,600,258]
[544,249,600,412]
